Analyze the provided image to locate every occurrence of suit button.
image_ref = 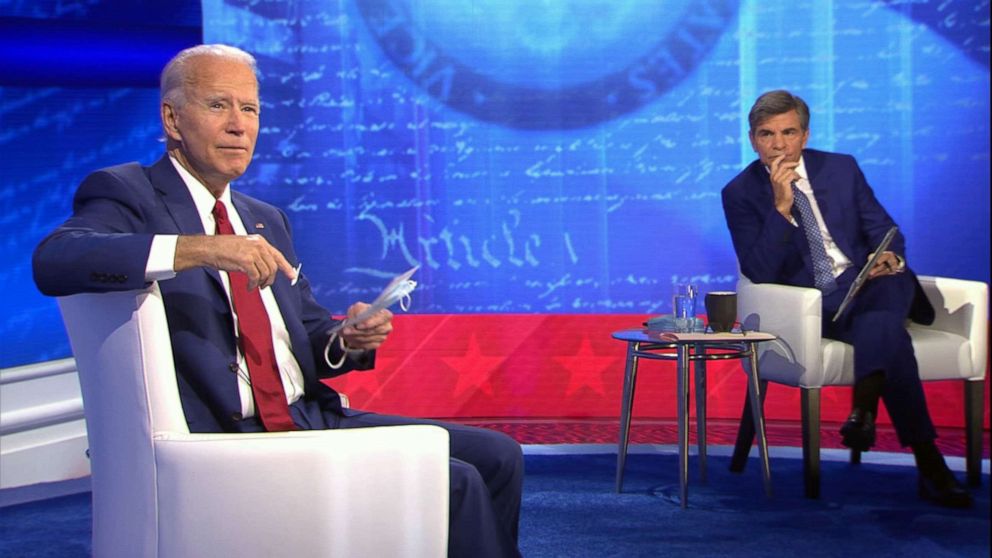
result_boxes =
[228,362,239,372]
[231,412,243,421]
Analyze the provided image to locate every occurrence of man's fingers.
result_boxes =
[769,156,799,186]
[246,258,270,291]
[344,327,391,340]
[243,235,278,286]
[276,255,297,282]
[340,304,395,350]
[778,162,800,181]
[244,252,272,290]
[346,302,371,320]
[221,235,294,289]
[358,308,394,330]
[344,305,394,336]
[342,326,392,350]
[868,254,900,280]
[770,153,786,170]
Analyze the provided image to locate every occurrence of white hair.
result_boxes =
[160,44,258,107]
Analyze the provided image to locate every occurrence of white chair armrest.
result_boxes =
[154,425,449,558]
[737,276,826,387]
[915,276,989,379]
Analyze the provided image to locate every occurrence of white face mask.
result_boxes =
[371,266,418,314]
[325,266,419,368]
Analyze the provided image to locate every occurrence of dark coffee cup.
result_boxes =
[704,292,737,333]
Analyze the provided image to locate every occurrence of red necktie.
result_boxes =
[213,201,296,431]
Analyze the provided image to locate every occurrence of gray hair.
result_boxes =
[160,44,258,107]
[748,90,810,132]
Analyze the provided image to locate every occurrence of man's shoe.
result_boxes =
[839,409,875,451]
[919,468,973,508]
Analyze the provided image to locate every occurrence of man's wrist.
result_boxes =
[146,235,179,281]
[777,208,796,225]
[340,335,367,355]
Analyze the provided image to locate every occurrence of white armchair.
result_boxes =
[58,284,449,557]
[728,275,987,498]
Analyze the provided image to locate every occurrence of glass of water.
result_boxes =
[672,283,698,332]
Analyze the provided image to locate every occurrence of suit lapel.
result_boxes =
[747,161,776,210]
[231,193,268,240]
[149,155,226,289]
[150,156,204,234]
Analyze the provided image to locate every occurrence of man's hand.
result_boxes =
[175,235,297,290]
[769,154,801,219]
[867,250,904,280]
[341,302,393,351]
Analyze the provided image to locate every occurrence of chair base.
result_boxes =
[730,380,985,499]
[964,379,985,487]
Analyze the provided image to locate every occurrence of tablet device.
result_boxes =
[831,226,898,322]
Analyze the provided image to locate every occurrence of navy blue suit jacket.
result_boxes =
[722,148,932,323]
[34,155,371,432]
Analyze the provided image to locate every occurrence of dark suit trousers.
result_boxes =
[281,399,524,558]
[821,269,937,447]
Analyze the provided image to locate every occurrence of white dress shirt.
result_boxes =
[791,157,853,278]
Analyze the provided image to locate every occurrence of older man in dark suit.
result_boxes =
[34,44,523,556]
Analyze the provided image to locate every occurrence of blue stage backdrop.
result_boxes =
[1,0,988,368]
[1,1,202,367]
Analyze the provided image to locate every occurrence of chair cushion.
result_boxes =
[909,327,980,381]
[819,339,854,386]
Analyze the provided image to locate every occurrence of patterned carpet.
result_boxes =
[454,418,989,457]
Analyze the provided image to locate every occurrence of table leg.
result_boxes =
[694,344,707,483]
[747,343,773,497]
[615,341,640,493]
[677,344,691,508]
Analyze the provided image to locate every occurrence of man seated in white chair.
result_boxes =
[33,44,523,557]
[720,90,971,508]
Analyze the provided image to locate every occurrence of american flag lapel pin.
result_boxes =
[255,222,265,229]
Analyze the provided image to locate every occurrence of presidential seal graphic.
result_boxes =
[357,0,738,129]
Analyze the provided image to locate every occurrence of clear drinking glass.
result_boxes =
[672,283,698,332]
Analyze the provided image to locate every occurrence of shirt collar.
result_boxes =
[795,155,809,181]
[168,155,233,220]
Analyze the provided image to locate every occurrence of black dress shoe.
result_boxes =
[839,409,875,451]
[919,468,973,508]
